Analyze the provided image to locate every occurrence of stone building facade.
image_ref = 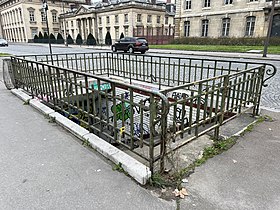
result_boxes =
[0,0,175,43]
[0,0,85,42]
[61,0,175,44]
[175,0,280,38]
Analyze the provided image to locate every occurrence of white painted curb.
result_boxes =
[49,112,90,140]
[83,133,151,185]
[11,88,151,185]
[11,88,32,102]
[29,99,56,115]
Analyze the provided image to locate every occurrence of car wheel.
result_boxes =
[128,47,134,54]
[112,46,117,52]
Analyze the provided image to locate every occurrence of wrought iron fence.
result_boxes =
[8,52,276,173]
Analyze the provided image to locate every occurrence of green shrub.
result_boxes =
[171,37,280,46]
[38,32,43,43]
[105,31,112,45]
[56,33,64,44]
[67,34,74,44]
[86,33,97,45]
[33,34,39,43]
[49,33,56,44]
[76,34,83,45]
[120,32,124,39]
[43,32,49,43]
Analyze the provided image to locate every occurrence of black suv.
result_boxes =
[111,37,149,54]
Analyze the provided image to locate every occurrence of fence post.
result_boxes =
[160,100,168,173]
[214,75,229,140]
[254,66,265,115]
[149,94,156,174]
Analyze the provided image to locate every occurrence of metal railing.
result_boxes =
[9,52,276,173]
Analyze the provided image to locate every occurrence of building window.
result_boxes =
[52,12,57,22]
[137,27,142,36]
[124,27,128,36]
[147,15,151,23]
[201,19,209,37]
[249,0,258,2]
[137,14,141,22]
[41,11,46,22]
[204,0,210,7]
[165,17,168,25]
[185,0,191,9]
[115,28,119,39]
[99,28,103,42]
[115,15,118,24]
[106,16,110,24]
[224,0,233,4]
[184,21,190,37]
[124,14,128,23]
[99,17,102,24]
[157,16,160,24]
[31,28,37,37]
[71,21,73,27]
[147,27,152,35]
[245,16,256,36]
[29,11,35,22]
[222,18,230,36]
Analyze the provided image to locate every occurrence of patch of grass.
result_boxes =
[82,139,91,147]
[48,116,56,123]
[23,100,30,105]
[150,172,172,188]
[150,44,280,54]
[0,53,11,57]
[173,115,269,184]
[241,115,267,135]
[112,162,128,176]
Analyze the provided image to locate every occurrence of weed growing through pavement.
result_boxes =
[152,115,270,191]
[82,139,91,148]
[112,162,128,176]
[23,100,30,105]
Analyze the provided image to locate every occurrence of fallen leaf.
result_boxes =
[179,191,185,198]
[173,188,189,198]
[181,188,188,196]
[172,189,180,197]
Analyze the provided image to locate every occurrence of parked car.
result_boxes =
[0,38,8,47]
[111,37,149,54]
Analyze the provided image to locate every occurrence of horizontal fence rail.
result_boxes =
[10,52,276,173]
[18,52,276,89]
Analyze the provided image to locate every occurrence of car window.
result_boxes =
[137,38,147,43]
[119,38,125,43]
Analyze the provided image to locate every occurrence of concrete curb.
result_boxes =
[83,133,151,185]
[29,99,56,115]
[11,88,32,102]
[11,88,151,185]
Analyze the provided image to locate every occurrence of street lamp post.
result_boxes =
[62,1,68,47]
[263,0,276,57]
[43,0,54,64]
